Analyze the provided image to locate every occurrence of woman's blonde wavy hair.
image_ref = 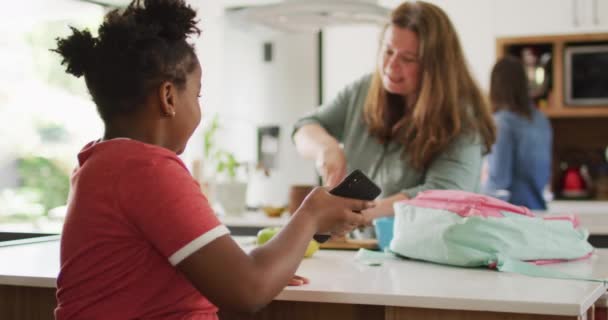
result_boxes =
[363,1,495,170]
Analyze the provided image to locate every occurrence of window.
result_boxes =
[0,0,105,232]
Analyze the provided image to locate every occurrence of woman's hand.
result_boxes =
[361,193,410,225]
[296,187,373,235]
[361,204,386,225]
[316,146,347,188]
[293,124,345,187]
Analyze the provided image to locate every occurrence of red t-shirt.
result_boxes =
[55,139,229,320]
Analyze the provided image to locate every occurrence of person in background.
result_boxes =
[293,1,496,220]
[52,1,369,319]
[483,56,552,210]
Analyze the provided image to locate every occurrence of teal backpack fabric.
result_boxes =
[389,190,602,282]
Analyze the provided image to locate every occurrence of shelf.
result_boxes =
[544,107,608,118]
[497,32,608,119]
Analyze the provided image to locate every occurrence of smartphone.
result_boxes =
[313,170,382,243]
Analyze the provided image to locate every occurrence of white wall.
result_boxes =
[322,0,495,105]
[422,0,495,91]
[322,25,380,101]
[191,0,319,207]
[179,0,226,169]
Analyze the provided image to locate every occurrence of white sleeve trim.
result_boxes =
[169,225,230,266]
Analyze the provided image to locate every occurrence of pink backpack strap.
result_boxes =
[402,190,533,218]
[542,214,581,228]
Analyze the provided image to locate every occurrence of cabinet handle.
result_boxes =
[572,0,579,27]
[593,0,599,25]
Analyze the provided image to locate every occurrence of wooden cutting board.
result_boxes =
[319,238,378,250]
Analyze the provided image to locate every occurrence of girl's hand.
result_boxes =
[316,146,347,188]
[287,275,309,286]
[296,187,374,235]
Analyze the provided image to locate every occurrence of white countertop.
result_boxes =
[0,238,606,316]
[218,211,289,228]
[546,200,608,215]
[0,240,58,288]
[537,200,608,235]
[280,249,608,316]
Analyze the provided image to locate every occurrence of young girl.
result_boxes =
[53,1,370,319]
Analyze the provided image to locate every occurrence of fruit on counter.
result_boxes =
[256,227,281,245]
[304,239,320,257]
[256,227,320,258]
[261,205,286,218]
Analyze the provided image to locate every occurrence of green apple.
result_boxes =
[256,227,320,258]
[256,227,281,245]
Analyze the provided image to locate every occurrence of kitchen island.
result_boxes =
[1,238,607,320]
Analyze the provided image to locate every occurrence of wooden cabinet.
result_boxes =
[496,33,608,199]
[496,33,608,118]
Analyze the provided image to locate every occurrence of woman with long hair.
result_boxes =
[293,1,496,219]
[483,56,552,209]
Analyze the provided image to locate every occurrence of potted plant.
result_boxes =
[202,115,248,216]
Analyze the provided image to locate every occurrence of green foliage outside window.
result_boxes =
[18,156,70,215]
[27,20,93,99]
[0,2,104,227]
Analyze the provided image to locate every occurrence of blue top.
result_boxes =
[483,109,552,210]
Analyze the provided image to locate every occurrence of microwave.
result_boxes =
[564,44,608,106]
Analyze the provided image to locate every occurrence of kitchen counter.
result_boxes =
[1,238,607,319]
[222,201,608,237]
[273,249,608,317]
[547,200,608,215]
[218,211,289,228]
[218,211,290,236]
[539,200,608,236]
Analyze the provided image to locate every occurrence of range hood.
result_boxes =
[226,0,390,33]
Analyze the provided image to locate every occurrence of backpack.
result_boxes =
[389,190,601,282]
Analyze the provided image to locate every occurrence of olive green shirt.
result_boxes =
[293,75,483,198]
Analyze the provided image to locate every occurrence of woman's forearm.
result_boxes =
[293,124,340,160]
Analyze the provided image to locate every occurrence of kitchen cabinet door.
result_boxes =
[573,0,608,32]
[492,0,577,37]
[493,0,608,37]
[595,0,608,29]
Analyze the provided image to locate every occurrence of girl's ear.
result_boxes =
[158,81,176,118]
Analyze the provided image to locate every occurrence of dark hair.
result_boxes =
[53,0,201,122]
[490,56,532,119]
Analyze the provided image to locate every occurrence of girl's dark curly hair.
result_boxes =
[53,0,201,122]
